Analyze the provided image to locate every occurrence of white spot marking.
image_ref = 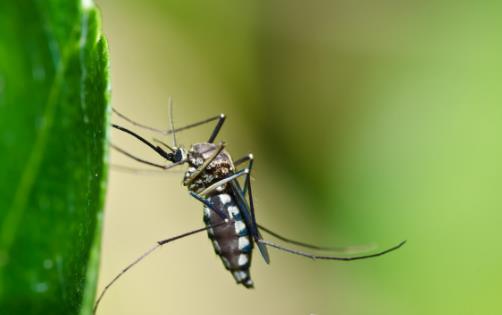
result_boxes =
[233,271,247,282]
[238,254,248,266]
[218,194,232,204]
[238,236,250,250]
[207,228,215,236]
[203,207,211,218]
[204,175,215,184]
[228,206,239,217]
[234,220,246,234]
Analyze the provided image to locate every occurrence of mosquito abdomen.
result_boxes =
[203,193,254,288]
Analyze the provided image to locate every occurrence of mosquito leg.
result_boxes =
[234,154,253,167]
[171,114,224,136]
[256,224,376,253]
[236,164,387,256]
[92,221,232,315]
[112,108,224,136]
[258,224,340,251]
[244,174,258,234]
[208,114,226,143]
[190,169,251,228]
[234,155,376,253]
[258,239,407,261]
[199,169,249,196]
[234,154,254,194]
[190,170,254,221]
[228,177,271,264]
[189,191,229,221]
[112,108,168,134]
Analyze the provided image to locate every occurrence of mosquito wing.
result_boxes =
[229,181,271,264]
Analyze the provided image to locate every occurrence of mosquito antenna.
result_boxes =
[112,108,168,134]
[93,221,232,315]
[258,239,406,261]
[168,96,178,147]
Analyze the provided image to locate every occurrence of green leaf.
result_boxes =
[0,1,110,314]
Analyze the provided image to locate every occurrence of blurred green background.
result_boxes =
[95,1,502,314]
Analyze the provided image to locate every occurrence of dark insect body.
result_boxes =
[93,104,406,314]
[184,143,258,287]
[203,192,254,287]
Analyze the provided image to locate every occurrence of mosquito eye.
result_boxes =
[174,149,184,162]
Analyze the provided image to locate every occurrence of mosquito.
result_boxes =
[93,101,406,314]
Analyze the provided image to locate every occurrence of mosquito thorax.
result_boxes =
[183,142,235,191]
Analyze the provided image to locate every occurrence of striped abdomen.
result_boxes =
[203,193,254,288]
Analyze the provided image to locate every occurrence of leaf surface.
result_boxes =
[0,1,109,314]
